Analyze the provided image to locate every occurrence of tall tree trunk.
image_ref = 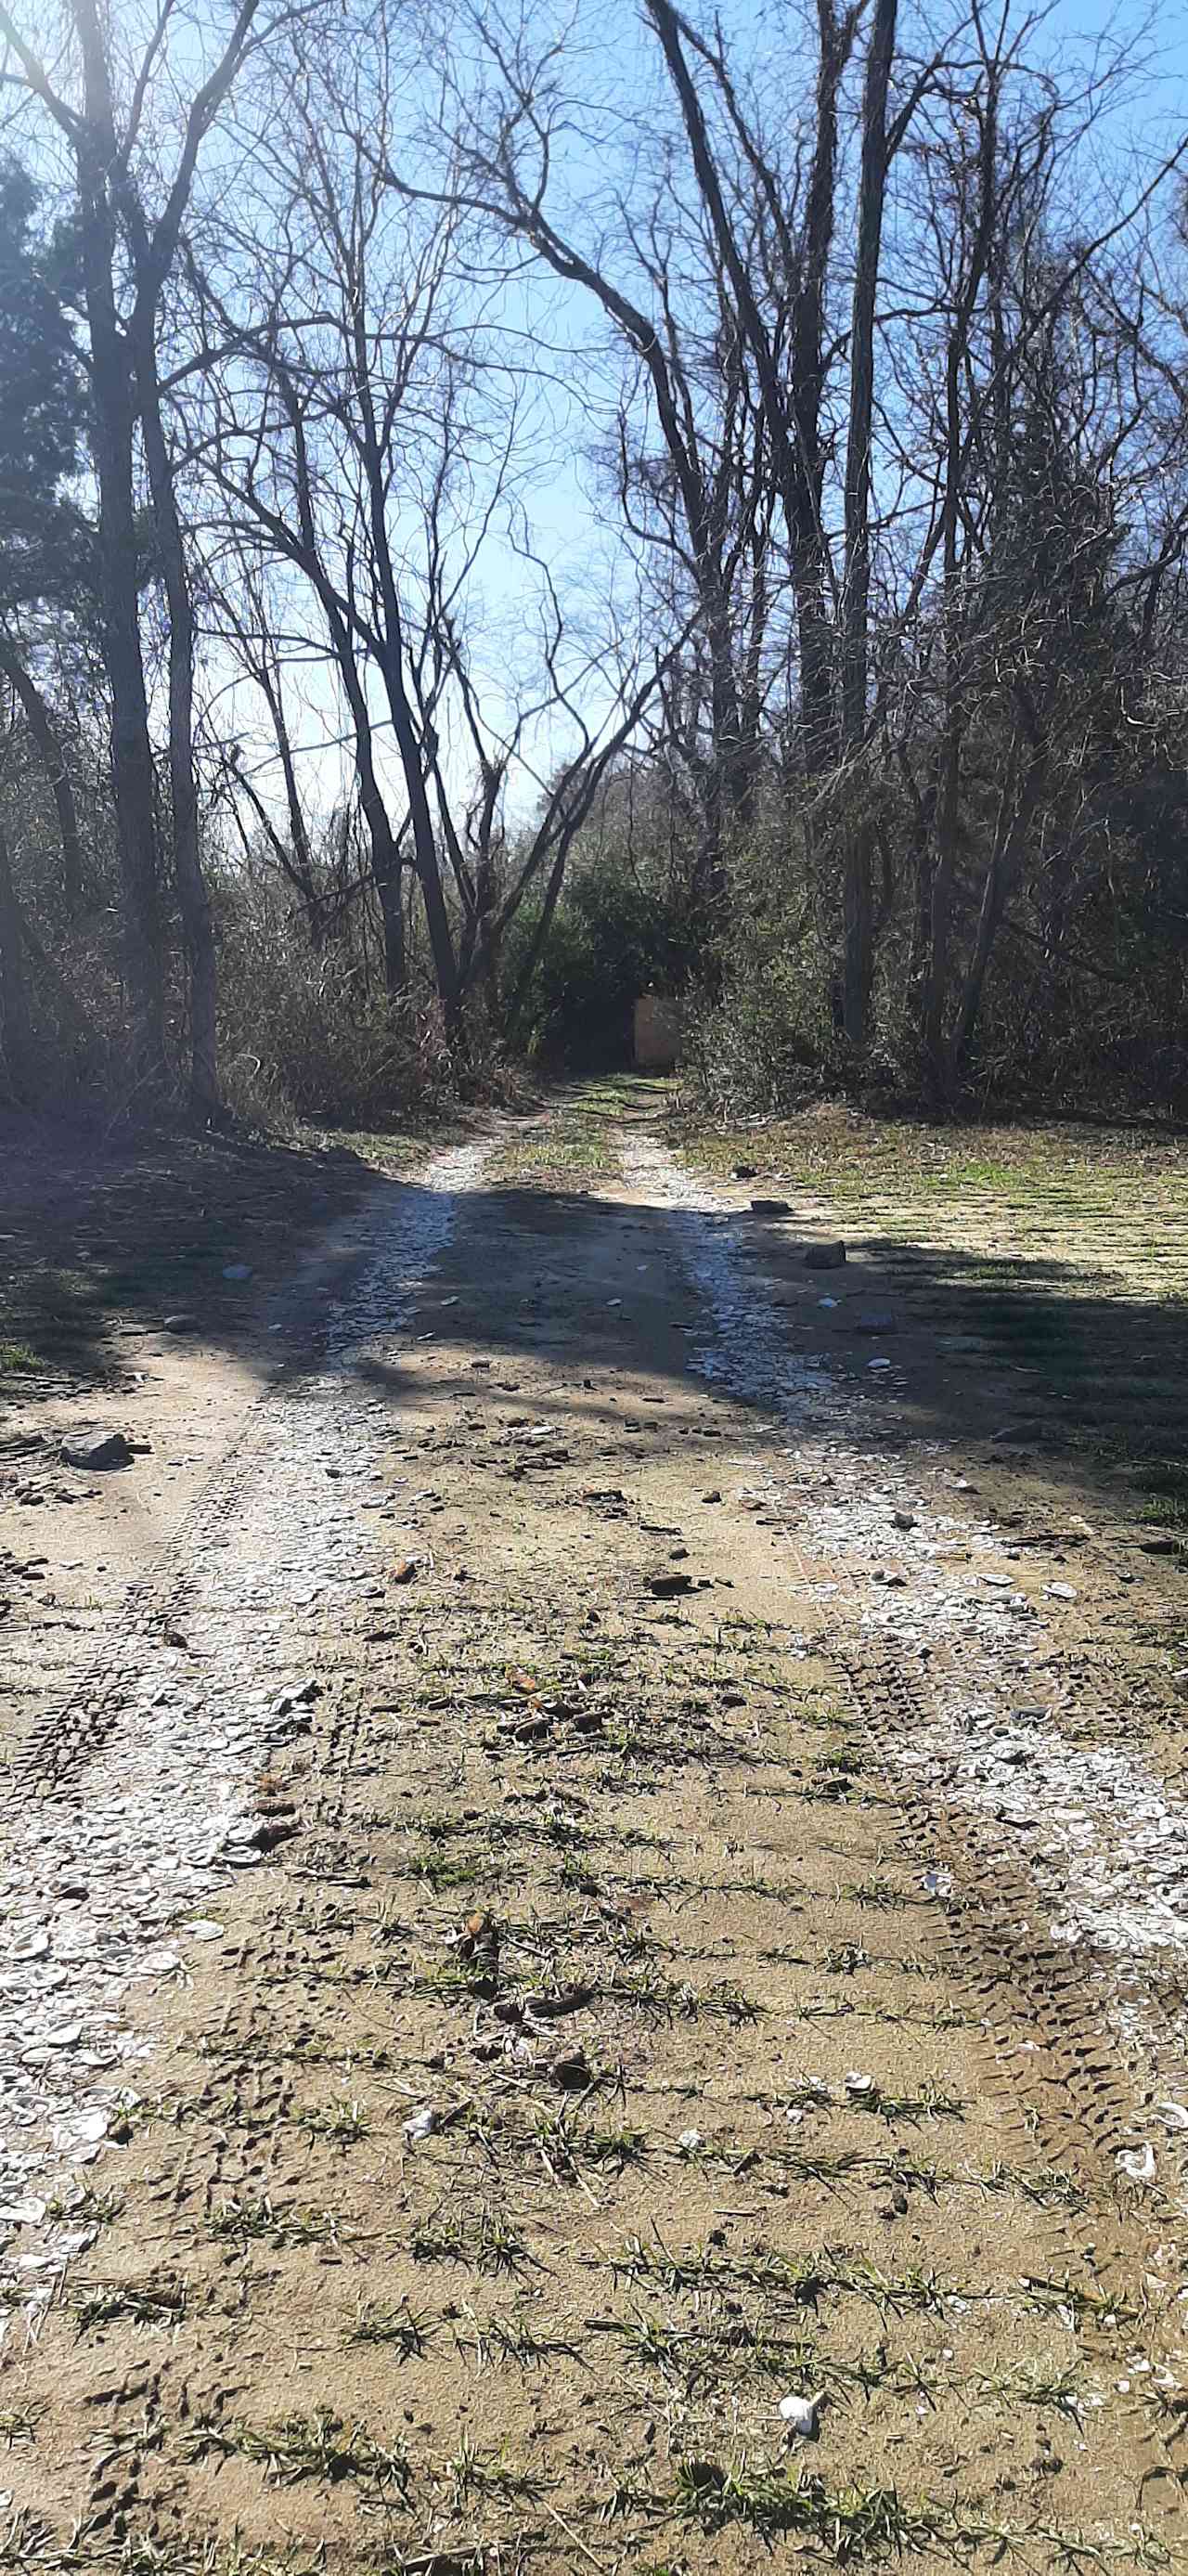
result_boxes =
[840,0,897,1050]
[136,330,219,1116]
[645,0,846,783]
[0,818,34,1094]
[72,0,163,1072]
[0,642,84,915]
[375,855,407,999]
[357,443,458,1018]
[375,639,456,1016]
[923,76,1000,1100]
[923,351,963,1103]
[950,714,1048,1082]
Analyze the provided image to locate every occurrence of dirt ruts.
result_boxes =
[0,1091,1182,2574]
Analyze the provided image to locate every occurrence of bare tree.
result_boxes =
[0,0,293,1104]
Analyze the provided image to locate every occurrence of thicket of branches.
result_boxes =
[1,0,1186,1122]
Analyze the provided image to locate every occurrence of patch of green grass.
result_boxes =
[192,2407,410,2492]
[843,1876,910,1910]
[606,2233,958,2317]
[290,2096,371,2146]
[45,2184,123,2226]
[975,2158,1089,2211]
[1020,2274,1142,2330]
[601,1963,761,2024]
[412,1846,489,1893]
[641,2455,967,2556]
[1134,1462,1188,1528]
[347,2298,436,2357]
[205,2194,348,2250]
[609,2445,1168,2566]
[454,2303,580,2370]
[74,2278,187,2335]
[447,2436,548,2507]
[975,2362,1085,2423]
[411,2204,535,2274]
[0,1340,38,1374]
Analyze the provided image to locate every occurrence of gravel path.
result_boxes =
[0,1096,1182,2571]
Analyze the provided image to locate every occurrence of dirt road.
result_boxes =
[1,1087,1185,2572]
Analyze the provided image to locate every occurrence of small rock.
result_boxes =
[649,1571,694,1597]
[678,2128,704,2154]
[779,2389,824,2439]
[854,1310,896,1334]
[1117,2142,1156,2184]
[162,1314,194,1333]
[1044,1584,1078,1602]
[60,1429,132,1471]
[892,1510,916,1532]
[804,1242,846,1271]
[222,1262,252,1282]
[403,2107,440,2144]
[750,1197,790,1216]
[733,1163,757,1180]
[1141,1535,1179,1557]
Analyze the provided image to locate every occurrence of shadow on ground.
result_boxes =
[0,1109,453,1408]
[342,1162,1188,1547]
[3,1096,1186,1546]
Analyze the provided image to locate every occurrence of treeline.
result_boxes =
[1,0,1186,1122]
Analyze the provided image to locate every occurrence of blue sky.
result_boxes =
[214,0,1188,826]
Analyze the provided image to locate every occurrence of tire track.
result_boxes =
[0,1143,484,2349]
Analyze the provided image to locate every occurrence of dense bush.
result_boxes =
[505,861,697,1066]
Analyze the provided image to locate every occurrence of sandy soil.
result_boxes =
[0,1085,1184,2573]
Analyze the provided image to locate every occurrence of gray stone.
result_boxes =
[854,1309,896,1334]
[59,1430,132,1471]
[804,1242,846,1271]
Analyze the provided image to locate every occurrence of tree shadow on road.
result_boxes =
[4,1105,1186,1552]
